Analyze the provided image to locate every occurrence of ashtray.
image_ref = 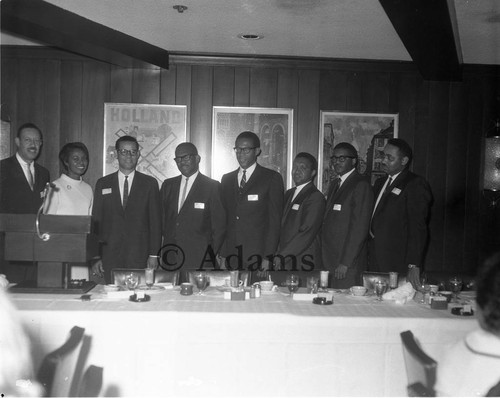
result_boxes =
[451,307,474,316]
[312,297,333,305]
[129,294,151,303]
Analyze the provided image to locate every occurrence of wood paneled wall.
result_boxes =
[2,46,500,273]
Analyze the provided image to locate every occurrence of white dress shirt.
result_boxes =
[178,171,199,211]
[118,170,135,206]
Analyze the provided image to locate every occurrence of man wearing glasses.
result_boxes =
[322,143,373,288]
[91,136,161,283]
[160,142,226,280]
[0,123,50,214]
[220,131,284,276]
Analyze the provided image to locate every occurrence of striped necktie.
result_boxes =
[26,163,34,191]
[239,170,246,190]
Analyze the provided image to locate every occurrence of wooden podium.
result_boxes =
[0,214,99,293]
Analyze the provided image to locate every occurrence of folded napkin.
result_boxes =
[382,282,415,303]
[0,274,9,290]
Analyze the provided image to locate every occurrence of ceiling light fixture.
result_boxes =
[173,5,188,13]
[238,33,263,40]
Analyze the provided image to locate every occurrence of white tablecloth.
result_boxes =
[12,287,477,397]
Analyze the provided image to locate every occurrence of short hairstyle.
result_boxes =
[115,135,139,151]
[295,152,318,172]
[476,252,500,333]
[235,131,260,148]
[333,142,358,159]
[17,123,42,140]
[387,138,413,165]
[59,142,89,171]
[175,142,198,155]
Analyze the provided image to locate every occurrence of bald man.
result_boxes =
[160,143,226,280]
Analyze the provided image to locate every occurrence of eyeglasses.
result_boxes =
[234,147,256,154]
[23,138,43,146]
[331,155,356,163]
[117,149,139,157]
[174,154,196,163]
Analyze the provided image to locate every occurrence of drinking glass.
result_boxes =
[194,272,209,295]
[319,271,329,292]
[449,276,463,302]
[145,268,155,290]
[286,274,299,297]
[374,280,387,301]
[124,272,139,291]
[306,276,319,293]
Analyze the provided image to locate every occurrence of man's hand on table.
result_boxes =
[91,259,104,278]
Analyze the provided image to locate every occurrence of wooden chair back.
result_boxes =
[400,330,437,396]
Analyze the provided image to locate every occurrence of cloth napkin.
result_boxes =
[0,274,9,289]
[382,282,415,303]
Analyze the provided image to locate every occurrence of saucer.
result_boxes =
[129,294,151,303]
[312,297,333,305]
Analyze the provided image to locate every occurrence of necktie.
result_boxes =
[239,170,246,190]
[179,176,189,210]
[26,163,34,191]
[123,176,129,209]
[385,177,393,194]
[330,177,341,196]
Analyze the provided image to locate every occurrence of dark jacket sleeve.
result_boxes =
[265,171,284,255]
[405,177,432,266]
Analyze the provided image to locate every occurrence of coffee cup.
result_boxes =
[350,286,367,296]
[180,283,194,296]
[259,280,275,292]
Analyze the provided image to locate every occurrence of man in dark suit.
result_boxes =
[220,131,284,274]
[275,152,325,272]
[91,136,161,283]
[0,123,50,282]
[160,142,226,280]
[322,143,373,288]
[0,123,50,214]
[369,138,432,277]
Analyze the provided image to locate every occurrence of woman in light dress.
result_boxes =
[45,142,93,279]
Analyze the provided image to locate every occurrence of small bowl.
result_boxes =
[439,291,453,302]
[350,286,367,296]
[259,281,275,292]
[104,284,120,292]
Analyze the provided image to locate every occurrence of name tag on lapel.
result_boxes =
[333,204,342,211]
[391,188,402,195]
[102,188,112,195]
[248,194,259,201]
[292,204,300,211]
[194,202,205,209]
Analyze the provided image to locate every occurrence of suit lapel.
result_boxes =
[373,170,408,218]
[281,188,295,224]
[239,164,261,196]
[111,172,124,214]
[179,173,201,214]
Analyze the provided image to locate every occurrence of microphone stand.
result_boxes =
[35,182,54,241]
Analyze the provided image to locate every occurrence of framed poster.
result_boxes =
[0,120,11,160]
[104,103,187,185]
[318,111,398,195]
[212,107,294,188]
